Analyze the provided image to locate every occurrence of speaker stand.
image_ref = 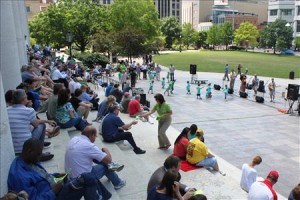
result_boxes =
[287,99,296,114]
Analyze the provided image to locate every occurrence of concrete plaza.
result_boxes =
[41,60,299,199]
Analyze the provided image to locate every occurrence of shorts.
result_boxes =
[195,157,217,167]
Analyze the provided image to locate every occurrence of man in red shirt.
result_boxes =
[128,95,148,121]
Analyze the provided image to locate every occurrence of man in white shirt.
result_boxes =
[248,170,279,200]
[169,64,175,81]
[51,65,68,88]
[65,126,126,191]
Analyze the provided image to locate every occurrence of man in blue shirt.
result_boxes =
[101,105,146,154]
[223,64,230,81]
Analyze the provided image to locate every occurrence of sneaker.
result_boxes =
[219,171,226,176]
[39,153,54,162]
[108,163,124,172]
[70,176,84,190]
[134,148,146,154]
[114,179,126,190]
[44,142,51,148]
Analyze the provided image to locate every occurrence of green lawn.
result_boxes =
[153,50,300,78]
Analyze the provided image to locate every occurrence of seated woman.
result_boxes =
[147,171,193,200]
[173,127,190,160]
[69,89,93,122]
[188,124,204,143]
[55,88,87,131]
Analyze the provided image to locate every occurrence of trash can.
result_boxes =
[289,71,294,79]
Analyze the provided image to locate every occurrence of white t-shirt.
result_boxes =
[51,69,67,80]
[248,181,275,200]
[65,135,107,178]
[240,163,257,192]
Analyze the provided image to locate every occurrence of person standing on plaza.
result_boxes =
[229,69,236,91]
[196,83,203,100]
[237,64,242,76]
[268,78,276,102]
[169,64,175,81]
[252,74,259,96]
[148,80,154,94]
[223,64,230,81]
[240,156,262,192]
[248,170,279,200]
[155,64,161,81]
[186,81,191,95]
[142,93,172,149]
[223,85,229,100]
[161,77,166,89]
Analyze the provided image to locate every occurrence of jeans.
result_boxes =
[170,73,174,81]
[58,117,87,131]
[91,163,122,187]
[58,172,112,200]
[105,131,138,150]
[31,123,46,147]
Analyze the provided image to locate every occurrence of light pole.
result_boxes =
[66,31,73,58]
[179,35,182,52]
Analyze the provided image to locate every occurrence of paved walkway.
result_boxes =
[42,53,299,199]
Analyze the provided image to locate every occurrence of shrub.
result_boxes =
[73,52,109,67]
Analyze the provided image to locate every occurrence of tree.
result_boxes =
[113,27,146,62]
[181,23,196,49]
[260,19,293,54]
[220,21,234,50]
[161,16,181,48]
[110,0,160,40]
[92,30,115,58]
[234,22,259,51]
[195,31,208,49]
[206,24,221,49]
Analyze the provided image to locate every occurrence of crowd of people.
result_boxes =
[2,46,298,200]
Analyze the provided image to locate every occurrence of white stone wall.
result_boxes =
[0,0,27,196]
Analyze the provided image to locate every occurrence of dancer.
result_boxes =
[196,83,203,100]
[148,80,154,94]
[186,81,191,95]
[223,64,230,81]
[161,77,166,89]
[164,82,172,96]
[223,85,229,100]
[206,83,212,99]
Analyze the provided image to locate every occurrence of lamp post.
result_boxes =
[66,31,73,58]
[179,35,182,52]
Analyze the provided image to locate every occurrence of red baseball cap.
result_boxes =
[268,170,279,181]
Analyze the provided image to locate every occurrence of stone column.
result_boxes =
[0,73,15,196]
[12,0,27,66]
[0,0,22,91]
[19,0,30,54]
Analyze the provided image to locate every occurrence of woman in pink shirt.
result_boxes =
[173,127,190,160]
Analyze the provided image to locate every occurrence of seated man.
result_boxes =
[120,92,131,113]
[101,105,146,154]
[69,89,93,121]
[51,64,69,88]
[8,138,107,200]
[128,95,148,120]
[147,155,193,194]
[80,85,99,110]
[94,95,116,122]
[186,131,225,176]
[7,89,56,161]
[65,126,125,193]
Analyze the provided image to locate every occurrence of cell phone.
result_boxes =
[54,173,68,183]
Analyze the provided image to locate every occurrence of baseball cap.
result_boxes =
[195,129,204,136]
[268,170,279,181]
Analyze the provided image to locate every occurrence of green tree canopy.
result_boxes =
[234,22,259,50]
[206,24,221,49]
[260,19,293,54]
[220,21,234,50]
[181,23,196,49]
[195,31,208,49]
[110,0,160,40]
[161,16,181,48]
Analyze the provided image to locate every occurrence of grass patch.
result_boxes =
[153,50,300,78]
